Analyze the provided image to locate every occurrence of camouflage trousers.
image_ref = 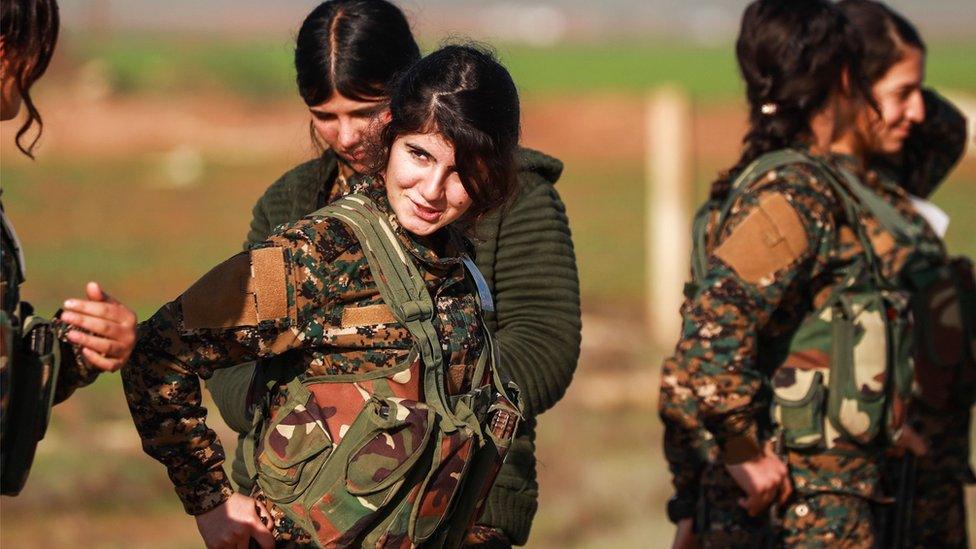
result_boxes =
[695,464,878,548]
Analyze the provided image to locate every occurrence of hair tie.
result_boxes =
[760,102,779,116]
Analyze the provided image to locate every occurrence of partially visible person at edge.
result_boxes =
[123,44,564,548]
[837,1,972,547]
[203,1,581,547]
[0,0,136,496]
[659,0,930,547]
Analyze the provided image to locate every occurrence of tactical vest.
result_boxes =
[687,149,918,455]
[241,195,522,548]
[0,206,61,496]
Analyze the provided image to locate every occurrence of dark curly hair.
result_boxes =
[710,0,875,200]
[838,0,925,84]
[1,0,59,158]
[367,44,521,222]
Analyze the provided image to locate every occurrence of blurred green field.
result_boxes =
[2,35,975,547]
[62,34,976,101]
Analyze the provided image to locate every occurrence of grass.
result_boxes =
[60,33,976,101]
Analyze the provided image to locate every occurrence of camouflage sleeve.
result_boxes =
[879,89,968,198]
[122,219,348,515]
[660,166,837,464]
[51,320,100,404]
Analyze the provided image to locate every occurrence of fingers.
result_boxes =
[248,518,274,549]
[62,311,122,341]
[61,285,137,368]
[86,281,105,302]
[86,281,122,305]
[81,347,125,372]
[777,473,793,506]
[62,299,134,326]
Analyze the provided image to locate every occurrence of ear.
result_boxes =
[378,107,392,125]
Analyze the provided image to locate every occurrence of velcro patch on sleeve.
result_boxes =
[182,253,256,330]
[715,193,809,285]
[340,304,396,327]
[181,247,291,330]
[250,247,289,322]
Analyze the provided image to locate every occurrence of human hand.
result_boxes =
[725,441,792,517]
[60,281,137,372]
[194,493,274,549]
[672,517,699,549]
[893,424,928,457]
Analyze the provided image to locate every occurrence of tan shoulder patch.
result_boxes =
[182,247,289,330]
[250,247,289,322]
[340,304,397,327]
[714,193,809,284]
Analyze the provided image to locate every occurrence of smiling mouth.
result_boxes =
[410,200,443,222]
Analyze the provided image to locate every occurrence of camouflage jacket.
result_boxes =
[122,179,487,517]
[658,147,934,518]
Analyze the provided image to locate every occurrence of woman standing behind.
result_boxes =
[837,2,972,546]
[1,0,137,496]
[659,0,928,546]
[205,2,581,546]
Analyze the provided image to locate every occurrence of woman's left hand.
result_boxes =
[60,281,137,372]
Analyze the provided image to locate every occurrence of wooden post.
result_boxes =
[645,86,693,349]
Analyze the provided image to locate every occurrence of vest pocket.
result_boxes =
[294,396,434,546]
[772,369,825,449]
[826,294,888,446]
[344,398,435,496]
[256,383,333,504]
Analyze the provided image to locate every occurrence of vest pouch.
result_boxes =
[256,381,333,505]
[294,395,433,547]
[826,292,890,446]
[344,398,435,496]
[771,369,825,449]
[408,399,482,544]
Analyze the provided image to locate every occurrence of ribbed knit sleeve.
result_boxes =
[491,175,581,417]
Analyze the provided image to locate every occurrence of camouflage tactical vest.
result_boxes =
[241,195,522,548]
[0,204,61,495]
[688,149,918,456]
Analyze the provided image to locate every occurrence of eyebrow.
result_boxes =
[309,103,385,117]
[405,141,435,162]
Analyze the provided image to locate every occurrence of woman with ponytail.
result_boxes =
[659,0,928,546]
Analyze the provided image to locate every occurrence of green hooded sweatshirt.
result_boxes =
[206,147,581,545]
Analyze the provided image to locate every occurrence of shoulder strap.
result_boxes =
[831,165,922,245]
[691,149,891,289]
[313,194,453,420]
